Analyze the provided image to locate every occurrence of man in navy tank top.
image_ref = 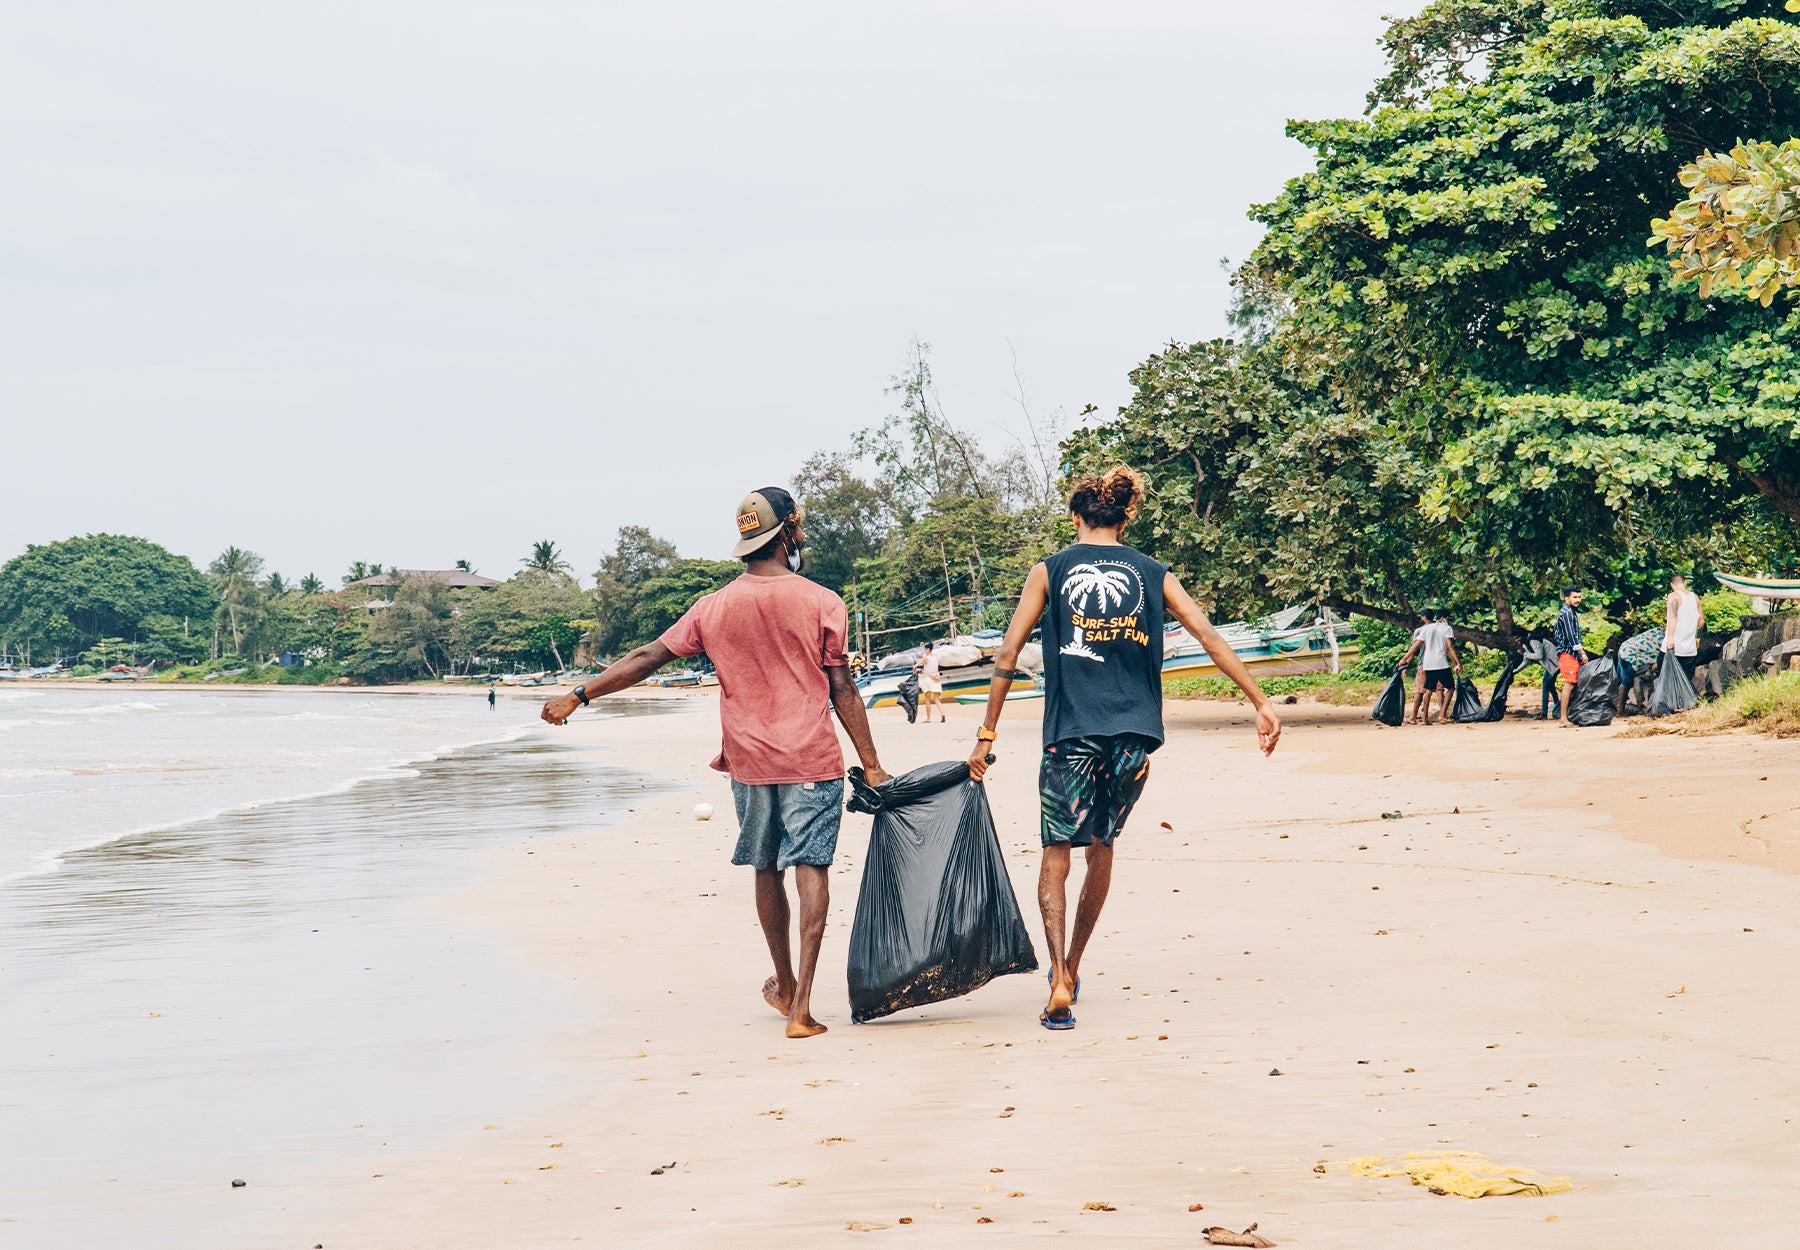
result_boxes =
[967,467,1282,1030]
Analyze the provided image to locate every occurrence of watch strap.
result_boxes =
[573,684,590,705]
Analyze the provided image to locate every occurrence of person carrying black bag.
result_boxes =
[962,467,1281,1032]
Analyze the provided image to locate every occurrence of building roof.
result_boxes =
[346,569,501,589]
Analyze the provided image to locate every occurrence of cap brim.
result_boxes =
[730,528,783,559]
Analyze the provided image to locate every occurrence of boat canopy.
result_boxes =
[1714,572,1800,601]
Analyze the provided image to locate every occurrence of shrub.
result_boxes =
[1621,670,1800,739]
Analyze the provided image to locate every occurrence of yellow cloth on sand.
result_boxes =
[1342,1151,1572,1199]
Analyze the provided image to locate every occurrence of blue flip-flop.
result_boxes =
[1040,1007,1076,1031]
[1047,971,1081,1004]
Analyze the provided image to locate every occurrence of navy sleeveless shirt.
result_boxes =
[1038,543,1168,749]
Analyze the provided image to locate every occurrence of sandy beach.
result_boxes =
[247,691,1799,1249]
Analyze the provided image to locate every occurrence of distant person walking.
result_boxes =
[1664,573,1704,686]
[966,467,1281,1032]
[488,686,496,710]
[1398,609,1461,725]
[914,641,946,723]
[541,487,891,1039]
[1554,587,1588,727]
[1614,625,1665,716]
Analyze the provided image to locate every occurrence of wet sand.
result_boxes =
[259,696,1799,1244]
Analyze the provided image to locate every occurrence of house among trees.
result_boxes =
[345,569,501,590]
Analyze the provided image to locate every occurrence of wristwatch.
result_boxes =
[573,684,590,706]
[976,726,997,743]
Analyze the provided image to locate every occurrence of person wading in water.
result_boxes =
[966,467,1281,1030]
[542,487,891,1038]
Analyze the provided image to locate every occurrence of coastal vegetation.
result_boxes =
[1068,0,1800,647]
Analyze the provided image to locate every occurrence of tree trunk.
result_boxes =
[1321,596,1520,653]
[1491,582,1516,641]
[1736,462,1800,526]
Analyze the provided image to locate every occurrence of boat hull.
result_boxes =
[1162,643,1358,683]
[860,661,1037,709]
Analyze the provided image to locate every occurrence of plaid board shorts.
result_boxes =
[1039,734,1155,849]
[729,778,844,871]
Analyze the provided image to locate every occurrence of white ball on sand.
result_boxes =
[693,802,715,821]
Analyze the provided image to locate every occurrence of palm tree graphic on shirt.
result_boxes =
[1060,562,1140,663]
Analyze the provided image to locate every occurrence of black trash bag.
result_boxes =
[1649,652,1698,718]
[1568,657,1620,727]
[1463,657,1521,723]
[844,761,1038,1023]
[1451,676,1485,722]
[1371,668,1408,727]
[897,673,921,724]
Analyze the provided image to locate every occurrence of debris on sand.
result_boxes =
[1203,1223,1275,1247]
[1336,1151,1572,1198]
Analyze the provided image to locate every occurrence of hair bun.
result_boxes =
[1099,466,1141,506]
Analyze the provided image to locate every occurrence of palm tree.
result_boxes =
[523,540,572,577]
[299,573,324,595]
[454,558,473,572]
[1064,563,1135,614]
[265,572,288,597]
[209,546,265,654]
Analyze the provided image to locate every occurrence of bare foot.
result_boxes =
[786,1016,829,1038]
[1045,976,1074,1016]
[763,976,794,1015]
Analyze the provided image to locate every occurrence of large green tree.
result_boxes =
[0,534,213,664]
[209,546,265,655]
[1079,2,1800,639]
[589,526,681,656]
[790,449,903,598]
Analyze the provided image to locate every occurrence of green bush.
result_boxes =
[1344,615,1412,679]
[271,661,345,685]
[1699,589,1753,636]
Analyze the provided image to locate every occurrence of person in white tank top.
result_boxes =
[1663,572,1704,684]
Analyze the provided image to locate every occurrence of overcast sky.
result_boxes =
[2,2,1411,584]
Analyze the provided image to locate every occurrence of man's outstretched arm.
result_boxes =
[966,562,1050,781]
[540,641,677,725]
[827,665,890,787]
[1163,573,1281,756]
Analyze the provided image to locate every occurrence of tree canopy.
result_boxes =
[1072,1,1800,639]
[0,534,213,664]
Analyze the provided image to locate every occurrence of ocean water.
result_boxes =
[0,686,546,882]
[0,687,680,1247]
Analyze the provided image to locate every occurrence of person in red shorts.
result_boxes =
[1553,586,1589,727]
[542,487,890,1038]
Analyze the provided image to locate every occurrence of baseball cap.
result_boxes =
[731,488,798,558]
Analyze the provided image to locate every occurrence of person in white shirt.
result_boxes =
[1663,573,1704,686]
[913,641,946,723]
[1396,609,1463,725]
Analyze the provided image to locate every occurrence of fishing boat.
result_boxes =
[858,657,1038,709]
[1160,608,1357,684]
[646,669,705,688]
[500,670,555,687]
[1714,571,1800,601]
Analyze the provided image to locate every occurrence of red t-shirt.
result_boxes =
[659,573,850,785]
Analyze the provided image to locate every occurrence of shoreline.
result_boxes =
[302,694,1800,1247]
[1,717,686,1249]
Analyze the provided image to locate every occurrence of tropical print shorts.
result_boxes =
[1038,734,1154,848]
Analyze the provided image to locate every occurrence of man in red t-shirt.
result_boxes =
[542,487,890,1038]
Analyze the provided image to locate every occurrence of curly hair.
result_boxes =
[1066,466,1145,529]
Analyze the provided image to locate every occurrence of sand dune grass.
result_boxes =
[1620,670,1800,739]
